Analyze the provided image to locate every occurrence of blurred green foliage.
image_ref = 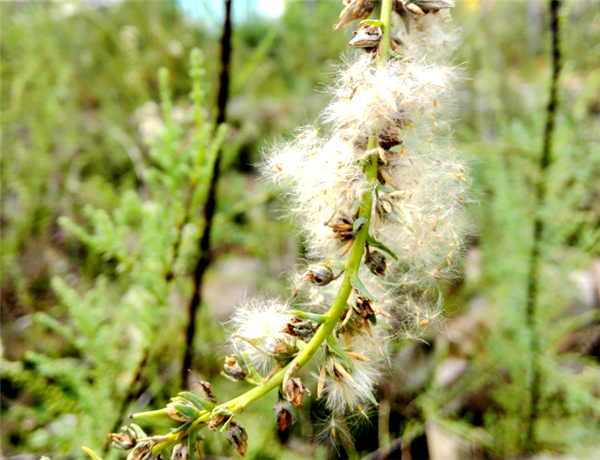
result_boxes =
[2,1,599,459]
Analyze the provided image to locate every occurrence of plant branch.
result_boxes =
[524,0,562,451]
[181,0,233,390]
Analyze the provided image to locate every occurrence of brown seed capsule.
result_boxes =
[349,24,382,50]
[354,294,375,322]
[226,420,249,457]
[222,356,246,382]
[332,360,354,383]
[302,265,338,286]
[109,426,137,450]
[172,441,189,460]
[380,199,393,214]
[208,414,229,431]
[198,381,217,404]
[126,441,153,460]
[273,396,296,431]
[334,0,375,30]
[365,249,387,276]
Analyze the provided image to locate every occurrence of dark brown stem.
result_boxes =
[181,0,233,389]
[524,0,562,451]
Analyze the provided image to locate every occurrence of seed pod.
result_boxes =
[208,413,230,431]
[226,420,249,457]
[280,317,317,338]
[172,441,189,460]
[349,24,382,50]
[273,396,296,431]
[222,356,247,382]
[327,213,357,241]
[365,249,387,276]
[165,399,199,422]
[126,441,153,460]
[354,294,375,322]
[197,381,217,404]
[334,0,375,30]
[282,377,311,408]
[302,265,338,286]
[109,426,137,450]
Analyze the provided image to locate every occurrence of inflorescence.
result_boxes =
[101,1,468,458]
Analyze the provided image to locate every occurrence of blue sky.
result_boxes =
[177,0,284,24]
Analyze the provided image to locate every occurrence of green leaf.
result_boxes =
[288,310,327,324]
[353,216,368,232]
[360,19,383,27]
[174,404,199,419]
[325,335,355,372]
[172,419,194,435]
[350,275,377,302]
[130,424,148,439]
[178,392,212,412]
[366,236,398,260]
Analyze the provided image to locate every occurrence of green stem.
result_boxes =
[378,0,394,64]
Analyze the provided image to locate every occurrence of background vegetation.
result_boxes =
[2,1,599,459]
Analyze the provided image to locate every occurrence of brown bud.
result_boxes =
[226,420,248,457]
[126,441,153,460]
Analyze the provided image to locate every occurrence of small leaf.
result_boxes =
[174,404,198,419]
[366,236,398,260]
[129,424,148,439]
[360,19,383,27]
[350,275,377,302]
[353,216,367,232]
[178,392,211,412]
[325,335,355,372]
[288,310,327,324]
[172,419,194,434]
[82,447,103,460]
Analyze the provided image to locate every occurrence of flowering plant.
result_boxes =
[86,0,469,457]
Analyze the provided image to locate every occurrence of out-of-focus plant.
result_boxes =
[87,1,472,458]
[2,49,229,456]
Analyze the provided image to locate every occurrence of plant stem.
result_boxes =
[181,0,233,390]
[524,0,562,452]
[378,0,393,64]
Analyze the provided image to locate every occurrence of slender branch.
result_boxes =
[524,0,562,451]
[181,0,233,389]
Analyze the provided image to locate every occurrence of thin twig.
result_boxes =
[181,0,233,389]
[524,0,562,451]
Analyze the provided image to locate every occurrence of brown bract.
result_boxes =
[226,420,249,457]
[126,441,153,460]
[334,0,375,30]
